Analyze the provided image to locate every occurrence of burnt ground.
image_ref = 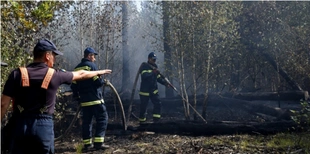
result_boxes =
[54,96,307,154]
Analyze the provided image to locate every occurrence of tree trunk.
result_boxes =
[133,120,298,135]
[192,36,197,120]
[202,8,213,119]
[121,1,130,92]
[162,1,174,98]
[262,52,303,91]
[181,52,190,119]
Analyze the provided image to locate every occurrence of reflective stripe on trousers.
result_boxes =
[139,94,161,121]
[80,99,104,107]
[139,89,158,96]
[82,104,108,145]
[83,137,104,145]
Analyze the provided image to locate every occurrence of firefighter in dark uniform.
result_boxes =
[70,47,110,152]
[0,39,112,154]
[139,52,169,123]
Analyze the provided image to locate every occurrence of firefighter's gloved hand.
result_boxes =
[153,69,160,75]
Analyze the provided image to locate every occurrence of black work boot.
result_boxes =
[82,144,94,152]
[94,143,110,150]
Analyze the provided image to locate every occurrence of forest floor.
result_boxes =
[54,99,309,154]
[55,126,309,154]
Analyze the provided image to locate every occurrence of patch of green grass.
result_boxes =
[238,135,265,150]
[239,139,250,151]
[201,133,310,153]
[203,136,227,145]
[267,133,310,151]
[267,133,295,148]
[75,143,83,154]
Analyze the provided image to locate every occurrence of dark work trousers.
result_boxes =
[11,114,54,154]
[139,94,162,122]
[82,103,108,146]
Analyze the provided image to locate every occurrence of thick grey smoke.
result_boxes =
[55,1,165,99]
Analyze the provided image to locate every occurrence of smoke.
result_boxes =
[52,1,166,98]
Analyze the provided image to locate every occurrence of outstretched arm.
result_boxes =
[72,69,112,81]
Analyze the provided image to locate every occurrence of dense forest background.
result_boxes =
[1,1,310,104]
[1,2,310,152]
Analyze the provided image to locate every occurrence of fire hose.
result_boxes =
[55,79,126,142]
[127,62,207,124]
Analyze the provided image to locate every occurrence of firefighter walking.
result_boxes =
[138,52,169,123]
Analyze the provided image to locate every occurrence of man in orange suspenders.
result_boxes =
[1,39,112,154]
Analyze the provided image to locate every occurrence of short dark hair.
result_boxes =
[33,50,52,59]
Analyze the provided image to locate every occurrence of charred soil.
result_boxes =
[54,94,308,154]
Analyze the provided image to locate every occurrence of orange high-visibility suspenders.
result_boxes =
[41,68,55,89]
[19,67,30,87]
[17,67,55,113]
[19,67,55,89]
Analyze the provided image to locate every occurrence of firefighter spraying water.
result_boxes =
[127,53,207,124]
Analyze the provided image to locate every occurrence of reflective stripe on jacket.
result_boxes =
[70,58,105,106]
[139,62,167,96]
